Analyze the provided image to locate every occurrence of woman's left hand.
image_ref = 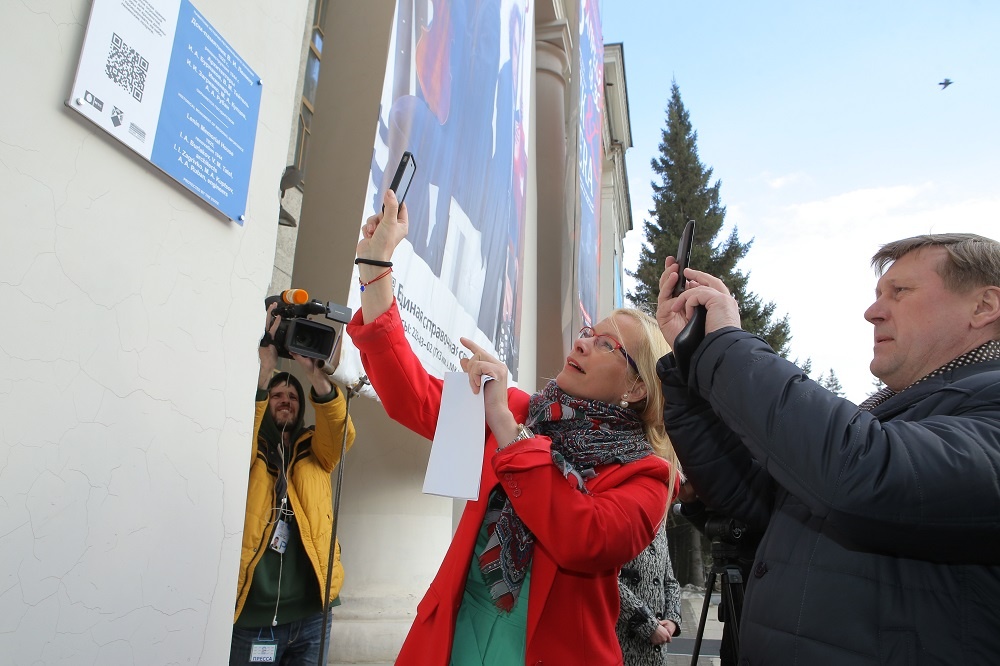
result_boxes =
[649,620,677,645]
[460,338,518,446]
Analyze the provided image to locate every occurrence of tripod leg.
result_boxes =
[720,565,745,662]
[690,570,717,666]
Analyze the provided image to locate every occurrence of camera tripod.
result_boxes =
[690,539,744,666]
[315,375,369,666]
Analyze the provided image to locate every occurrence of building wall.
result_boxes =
[0,0,308,663]
[0,0,632,662]
[601,43,635,315]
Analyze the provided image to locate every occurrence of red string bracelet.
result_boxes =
[359,267,392,292]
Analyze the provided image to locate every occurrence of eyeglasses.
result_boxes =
[578,326,640,375]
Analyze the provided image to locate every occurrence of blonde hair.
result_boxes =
[607,308,681,496]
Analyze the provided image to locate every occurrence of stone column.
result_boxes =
[533,20,573,386]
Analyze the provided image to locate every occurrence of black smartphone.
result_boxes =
[671,218,707,380]
[672,219,696,298]
[387,151,417,206]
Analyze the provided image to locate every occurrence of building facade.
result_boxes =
[0,0,634,662]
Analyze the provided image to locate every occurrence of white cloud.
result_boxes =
[766,172,806,190]
[623,185,1000,403]
[744,186,1000,401]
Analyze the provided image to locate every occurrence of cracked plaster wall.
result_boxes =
[0,0,309,663]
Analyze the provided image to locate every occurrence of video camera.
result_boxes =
[263,289,352,360]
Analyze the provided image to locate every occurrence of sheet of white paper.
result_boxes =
[423,372,484,500]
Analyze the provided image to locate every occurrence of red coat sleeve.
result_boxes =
[346,300,444,441]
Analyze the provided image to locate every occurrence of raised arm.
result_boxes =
[356,189,409,324]
[308,387,356,473]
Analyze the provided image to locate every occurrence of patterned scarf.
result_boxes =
[478,380,653,611]
[859,339,1000,412]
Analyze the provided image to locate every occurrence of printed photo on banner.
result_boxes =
[576,0,603,328]
[337,0,534,394]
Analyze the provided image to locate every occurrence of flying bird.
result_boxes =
[939,78,953,89]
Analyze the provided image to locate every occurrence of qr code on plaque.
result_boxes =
[106,32,149,102]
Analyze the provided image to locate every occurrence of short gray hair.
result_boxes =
[871,233,1000,293]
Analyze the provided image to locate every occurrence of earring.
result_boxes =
[620,393,629,408]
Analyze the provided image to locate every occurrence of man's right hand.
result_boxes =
[656,256,688,349]
[656,257,741,348]
[258,303,280,389]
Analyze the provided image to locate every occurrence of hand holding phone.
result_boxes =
[383,151,416,211]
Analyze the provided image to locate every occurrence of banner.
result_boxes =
[337,0,534,394]
[576,0,604,326]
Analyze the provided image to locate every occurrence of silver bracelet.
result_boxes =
[508,424,533,446]
[497,424,534,453]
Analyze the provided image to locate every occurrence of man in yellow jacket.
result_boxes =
[229,305,356,665]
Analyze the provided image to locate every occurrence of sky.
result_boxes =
[600,1,1000,402]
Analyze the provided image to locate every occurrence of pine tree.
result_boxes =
[629,82,794,587]
[628,81,791,356]
[819,369,845,397]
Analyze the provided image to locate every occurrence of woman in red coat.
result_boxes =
[347,190,679,666]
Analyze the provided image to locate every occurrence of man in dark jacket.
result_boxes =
[655,233,1000,664]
